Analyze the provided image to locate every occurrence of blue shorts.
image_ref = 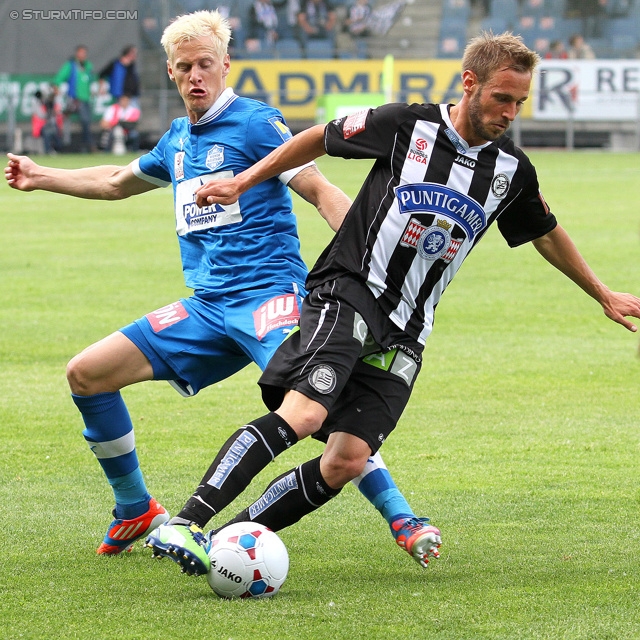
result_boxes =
[120,285,305,395]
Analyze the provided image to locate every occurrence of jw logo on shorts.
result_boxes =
[308,365,337,394]
[253,294,300,340]
[208,430,257,489]
[248,471,298,519]
[362,348,418,387]
[146,301,189,332]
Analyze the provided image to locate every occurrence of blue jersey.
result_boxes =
[132,88,309,296]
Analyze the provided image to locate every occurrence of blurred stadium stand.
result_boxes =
[137,0,640,64]
[2,0,639,151]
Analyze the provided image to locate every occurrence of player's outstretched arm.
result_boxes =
[5,153,157,200]
[195,124,327,208]
[287,165,352,232]
[532,224,640,332]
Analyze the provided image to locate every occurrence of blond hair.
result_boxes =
[161,10,231,62]
[462,31,540,84]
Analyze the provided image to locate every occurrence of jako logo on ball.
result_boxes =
[206,522,289,599]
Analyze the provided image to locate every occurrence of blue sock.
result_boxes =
[351,452,415,529]
[72,391,150,519]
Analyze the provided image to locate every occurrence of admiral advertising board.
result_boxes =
[3,59,639,126]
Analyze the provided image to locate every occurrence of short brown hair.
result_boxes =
[462,31,540,84]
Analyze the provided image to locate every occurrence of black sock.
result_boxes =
[177,413,297,527]
[218,455,341,532]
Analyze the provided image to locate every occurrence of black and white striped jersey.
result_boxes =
[308,102,557,346]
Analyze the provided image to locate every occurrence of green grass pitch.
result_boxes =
[1,150,639,639]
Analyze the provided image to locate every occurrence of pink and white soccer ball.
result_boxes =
[206,522,289,599]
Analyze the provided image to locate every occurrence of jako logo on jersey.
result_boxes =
[491,173,510,198]
[308,365,336,394]
[209,430,257,489]
[342,109,368,139]
[206,144,224,171]
[249,471,298,519]
[146,301,189,332]
[396,183,486,240]
[444,127,467,154]
[253,294,300,340]
[454,154,476,169]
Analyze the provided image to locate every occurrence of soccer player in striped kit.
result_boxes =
[147,31,640,576]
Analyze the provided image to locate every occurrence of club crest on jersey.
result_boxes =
[396,183,486,241]
[206,144,224,171]
[308,365,336,394]
[491,173,510,198]
[401,217,462,263]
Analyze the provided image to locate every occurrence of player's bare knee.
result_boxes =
[278,396,327,439]
[66,353,99,395]
[320,450,367,486]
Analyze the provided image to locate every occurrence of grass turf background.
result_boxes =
[1,151,639,639]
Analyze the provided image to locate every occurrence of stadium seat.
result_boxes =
[488,0,518,25]
[480,16,510,34]
[274,37,303,59]
[544,0,565,15]
[304,38,335,59]
[442,0,471,21]
[608,34,637,54]
[438,34,466,58]
[521,0,546,17]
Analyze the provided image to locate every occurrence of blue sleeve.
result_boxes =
[244,108,294,164]
[134,130,172,186]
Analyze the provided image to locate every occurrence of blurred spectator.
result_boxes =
[544,39,568,59]
[99,45,140,107]
[99,94,140,153]
[297,0,337,41]
[274,0,301,35]
[215,4,244,56]
[53,44,95,153]
[247,0,280,47]
[344,0,372,37]
[567,33,596,59]
[31,86,63,155]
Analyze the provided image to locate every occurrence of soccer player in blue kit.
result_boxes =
[5,10,439,566]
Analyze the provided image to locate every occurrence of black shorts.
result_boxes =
[259,278,423,453]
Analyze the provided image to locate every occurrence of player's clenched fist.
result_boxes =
[195,177,242,208]
[5,153,38,191]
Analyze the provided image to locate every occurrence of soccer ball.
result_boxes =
[206,522,289,599]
